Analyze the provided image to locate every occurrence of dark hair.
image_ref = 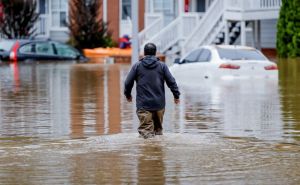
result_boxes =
[144,43,157,56]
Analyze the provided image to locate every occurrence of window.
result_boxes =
[183,49,202,63]
[122,0,131,20]
[39,0,47,14]
[19,44,35,54]
[51,0,68,27]
[196,0,205,12]
[35,43,55,55]
[54,43,78,58]
[153,0,174,14]
[198,49,211,62]
[217,48,267,60]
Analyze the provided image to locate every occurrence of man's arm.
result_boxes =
[163,64,180,103]
[124,63,138,101]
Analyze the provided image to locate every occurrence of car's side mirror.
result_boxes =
[180,59,187,64]
[174,58,180,64]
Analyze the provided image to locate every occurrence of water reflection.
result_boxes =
[0,133,299,184]
[137,140,165,184]
[0,57,300,185]
[10,62,20,93]
[172,78,283,141]
[278,59,300,141]
[0,61,299,143]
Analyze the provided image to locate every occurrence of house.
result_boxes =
[35,0,146,43]
[140,0,281,56]
[35,0,281,56]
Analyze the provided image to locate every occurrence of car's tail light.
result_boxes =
[219,63,240,70]
[9,41,19,61]
[264,65,278,70]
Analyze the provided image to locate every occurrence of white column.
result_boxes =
[48,0,52,35]
[254,20,258,48]
[241,20,246,46]
[257,20,261,50]
[103,0,107,23]
[131,0,139,64]
[224,19,229,45]
[147,0,154,13]
[251,21,255,47]
[178,0,185,15]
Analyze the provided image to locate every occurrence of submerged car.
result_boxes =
[170,45,278,81]
[0,39,87,62]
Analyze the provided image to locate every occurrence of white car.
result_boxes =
[169,45,278,81]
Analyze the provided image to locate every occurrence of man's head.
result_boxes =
[144,43,156,56]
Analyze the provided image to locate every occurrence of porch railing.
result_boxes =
[145,13,202,54]
[139,13,163,50]
[225,0,281,11]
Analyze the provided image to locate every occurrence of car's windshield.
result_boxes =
[217,48,267,61]
[0,40,15,52]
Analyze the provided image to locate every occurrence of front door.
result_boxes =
[189,0,206,12]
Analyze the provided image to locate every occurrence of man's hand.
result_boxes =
[126,96,132,102]
[174,99,180,104]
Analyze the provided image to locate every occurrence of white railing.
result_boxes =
[182,0,224,55]
[145,13,202,54]
[139,14,163,50]
[225,0,281,11]
[145,13,163,28]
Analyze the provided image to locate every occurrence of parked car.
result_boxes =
[170,45,278,81]
[0,39,87,62]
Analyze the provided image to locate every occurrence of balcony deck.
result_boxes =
[224,0,281,20]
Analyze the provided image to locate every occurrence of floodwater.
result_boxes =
[0,59,299,184]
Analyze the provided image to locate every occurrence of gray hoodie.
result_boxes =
[124,55,180,111]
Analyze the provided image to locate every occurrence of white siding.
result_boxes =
[50,31,69,42]
[234,19,277,49]
[261,19,277,48]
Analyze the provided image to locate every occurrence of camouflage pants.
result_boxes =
[136,109,165,139]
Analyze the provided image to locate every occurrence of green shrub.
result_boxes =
[68,0,116,51]
[277,0,300,58]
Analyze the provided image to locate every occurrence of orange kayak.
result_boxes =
[83,47,132,57]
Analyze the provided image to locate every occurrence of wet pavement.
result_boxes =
[0,59,299,184]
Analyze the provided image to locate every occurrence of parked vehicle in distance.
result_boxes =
[170,45,278,81]
[0,39,87,62]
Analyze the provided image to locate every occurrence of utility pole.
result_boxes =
[103,0,107,23]
[131,0,139,65]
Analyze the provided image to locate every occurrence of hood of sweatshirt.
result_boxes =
[141,55,159,69]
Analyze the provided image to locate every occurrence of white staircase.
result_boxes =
[182,0,281,55]
[182,0,225,54]
[139,13,203,54]
[139,13,164,51]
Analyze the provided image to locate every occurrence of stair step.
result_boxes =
[231,27,240,33]
[229,32,237,38]
[217,32,224,38]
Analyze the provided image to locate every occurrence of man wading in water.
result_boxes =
[124,43,180,139]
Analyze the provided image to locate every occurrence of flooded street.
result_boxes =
[0,60,299,184]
